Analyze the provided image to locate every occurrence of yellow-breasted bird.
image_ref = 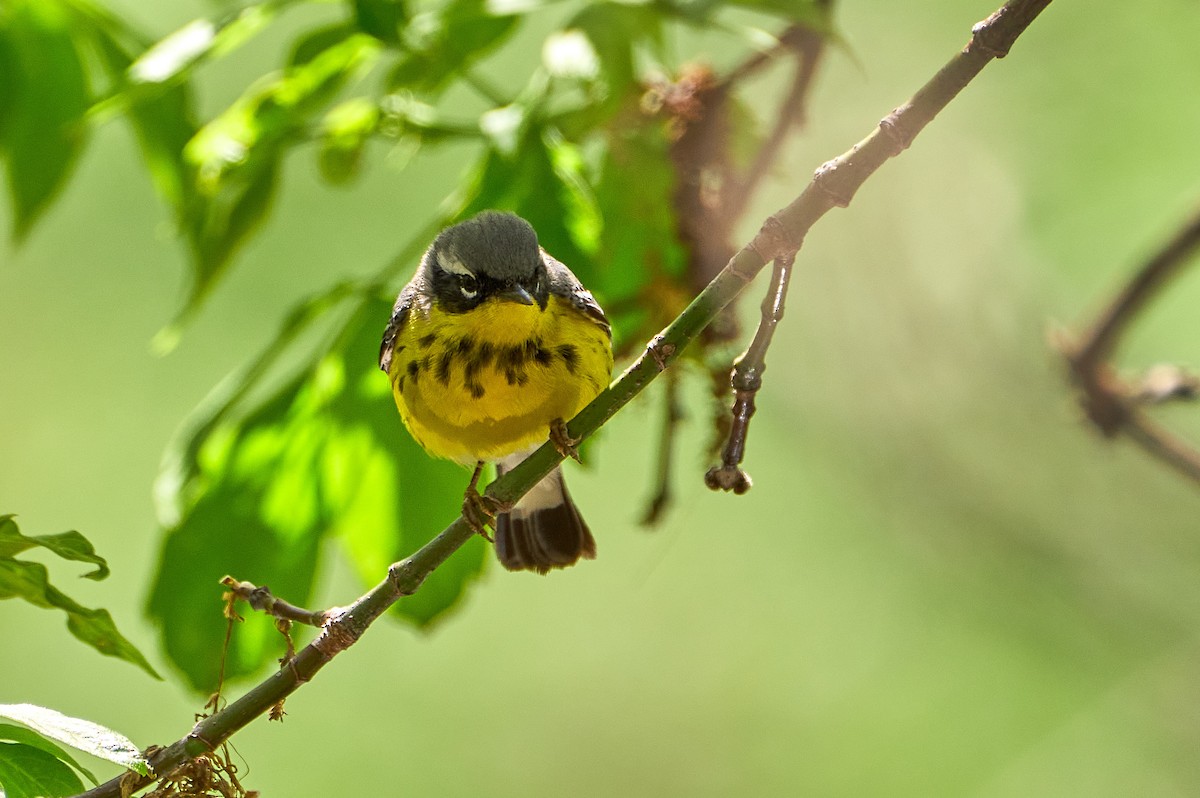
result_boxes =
[379,211,613,573]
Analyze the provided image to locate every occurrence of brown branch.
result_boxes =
[670,11,833,303]
[220,576,332,628]
[1059,204,1200,483]
[725,9,833,222]
[707,252,795,493]
[640,370,684,526]
[72,2,1053,794]
[1069,207,1200,374]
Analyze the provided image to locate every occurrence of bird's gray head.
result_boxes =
[425,211,549,313]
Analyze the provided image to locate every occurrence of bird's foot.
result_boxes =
[462,462,511,542]
[549,418,582,462]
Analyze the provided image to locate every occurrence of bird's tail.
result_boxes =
[493,458,596,574]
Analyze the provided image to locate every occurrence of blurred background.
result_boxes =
[4,0,1200,795]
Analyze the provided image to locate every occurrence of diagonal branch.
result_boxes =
[73,1,1053,794]
[1059,204,1200,484]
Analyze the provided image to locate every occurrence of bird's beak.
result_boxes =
[496,284,535,306]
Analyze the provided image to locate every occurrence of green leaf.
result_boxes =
[146,369,330,691]
[0,743,83,798]
[0,518,160,679]
[317,97,379,184]
[0,705,148,777]
[0,516,109,580]
[0,30,15,141]
[288,22,353,67]
[387,0,522,94]
[0,725,97,786]
[126,5,278,86]
[593,108,686,306]
[354,0,408,45]
[83,11,202,246]
[149,295,488,689]
[166,32,381,330]
[155,281,367,518]
[567,2,664,102]
[0,0,91,242]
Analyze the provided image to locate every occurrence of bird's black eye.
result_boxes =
[458,274,479,299]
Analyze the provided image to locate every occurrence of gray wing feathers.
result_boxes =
[542,251,610,336]
[379,282,420,373]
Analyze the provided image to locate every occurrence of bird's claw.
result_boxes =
[462,489,512,543]
[549,418,582,462]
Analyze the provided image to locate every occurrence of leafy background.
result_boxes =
[3,0,1200,795]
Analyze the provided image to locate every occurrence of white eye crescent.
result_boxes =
[458,274,479,299]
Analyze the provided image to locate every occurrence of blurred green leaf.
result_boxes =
[126,18,216,84]
[0,704,148,777]
[0,743,83,798]
[167,32,380,330]
[318,97,379,184]
[0,0,91,242]
[147,368,330,690]
[83,10,202,256]
[387,0,522,94]
[150,295,486,689]
[126,4,278,86]
[0,724,97,786]
[354,0,408,45]
[0,517,160,678]
[592,106,686,311]
[0,29,14,139]
[288,22,353,67]
[377,93,481,147]
[568,2,664,103]
[0,516,109,580]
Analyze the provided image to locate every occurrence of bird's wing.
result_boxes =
[379,282,419,374]
[542,251,611,337]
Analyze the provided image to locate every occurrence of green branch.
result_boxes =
[73,1,1053,794]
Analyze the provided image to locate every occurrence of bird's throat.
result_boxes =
[452,298,544,344]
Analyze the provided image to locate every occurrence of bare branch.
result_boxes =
[707,252,796,493]
[220,577,332,628]
[1059,204,1200,485]
[640,371,684,526]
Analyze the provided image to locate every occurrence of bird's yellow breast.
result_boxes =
[387,295,612,464]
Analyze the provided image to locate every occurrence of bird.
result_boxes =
[379,211,613,573]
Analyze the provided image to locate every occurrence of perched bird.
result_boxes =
[379,211,613,573]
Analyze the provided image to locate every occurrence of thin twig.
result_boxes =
[725,6,833,222]
[1070,207,1200,374]
[220,577,332,628]
[1119,411,1200,484]
[1059,204,1200,484]
[640,370,684,526]
[72,3,1052,794]
[707,252,795,493]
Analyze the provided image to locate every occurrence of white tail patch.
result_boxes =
[498,449,566,514]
